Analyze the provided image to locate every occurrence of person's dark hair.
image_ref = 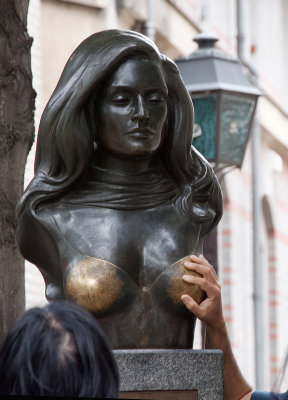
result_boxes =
[0,301,119,397]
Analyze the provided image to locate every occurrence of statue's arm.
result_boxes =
[17,209,65,300]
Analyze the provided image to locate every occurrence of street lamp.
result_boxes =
[175,32,261,172]
[175,35,262,349]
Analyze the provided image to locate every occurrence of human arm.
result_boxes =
[181,255,253,400]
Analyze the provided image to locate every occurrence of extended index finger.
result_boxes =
[184,254,218,282]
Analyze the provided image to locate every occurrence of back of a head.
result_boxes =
[0,301,119,397]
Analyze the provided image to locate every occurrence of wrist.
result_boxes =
[205,317,229,350]
[205,314,227,335]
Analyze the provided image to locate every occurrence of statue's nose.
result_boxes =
[131,95,149,122]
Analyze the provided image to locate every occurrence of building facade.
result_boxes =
[25,0,288,391]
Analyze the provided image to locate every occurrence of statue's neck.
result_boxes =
[92,148,159,175]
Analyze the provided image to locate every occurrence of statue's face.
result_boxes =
[96,57,168,158]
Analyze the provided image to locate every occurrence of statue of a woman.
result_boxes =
[17,29,222,349]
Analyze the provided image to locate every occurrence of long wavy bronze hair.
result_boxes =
[17,29,222,222]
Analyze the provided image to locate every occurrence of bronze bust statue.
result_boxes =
[16,29,223,349]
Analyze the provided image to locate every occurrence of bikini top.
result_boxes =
[64,253,205,319]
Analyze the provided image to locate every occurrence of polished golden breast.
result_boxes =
[66,257,124,313]
[166,255,205,305]
[65,255,205,315]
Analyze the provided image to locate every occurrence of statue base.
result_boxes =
[114,349,223,400]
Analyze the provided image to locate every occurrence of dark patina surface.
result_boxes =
[16,29,223,349]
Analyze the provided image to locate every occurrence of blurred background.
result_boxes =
[25,0,288,392]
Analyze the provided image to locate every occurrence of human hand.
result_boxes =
[181,254,224,330]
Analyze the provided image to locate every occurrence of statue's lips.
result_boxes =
[126,129,154,139]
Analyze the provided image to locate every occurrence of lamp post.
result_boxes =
[175,32,261,269]
[175,32,261,173]
[175,33,261,346]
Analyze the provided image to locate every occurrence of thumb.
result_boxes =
[181,294,199,315]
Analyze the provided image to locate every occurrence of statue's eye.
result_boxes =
[112,94,130,105]
[147,92,167,104]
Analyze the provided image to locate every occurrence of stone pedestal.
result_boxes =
[114,349,223,400]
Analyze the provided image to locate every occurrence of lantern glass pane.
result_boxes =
[219,94,255,166]
[192,93,217,160]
